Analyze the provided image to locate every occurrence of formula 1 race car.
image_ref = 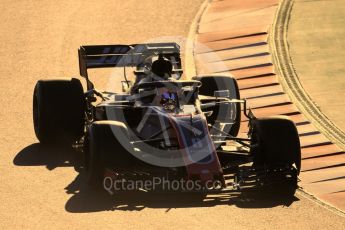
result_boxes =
[33,42,301,196]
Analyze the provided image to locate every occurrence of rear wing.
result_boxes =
[78,43,182,81]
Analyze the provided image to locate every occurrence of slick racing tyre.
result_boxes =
[193,75,241,137]
[86,121,133,188]
[251,116,301,197]
[33,78,85,146]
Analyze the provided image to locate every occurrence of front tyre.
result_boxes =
[86,121,133,189]
[251,116,301,197]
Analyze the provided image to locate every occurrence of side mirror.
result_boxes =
[121,81,133,93]
[214,90,230,98]
[203,111,213,117]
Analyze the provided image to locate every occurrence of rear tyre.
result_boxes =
[86,121,133,189]
[33,78,85,146]
[251,116,301,197]
[193,75,241,137]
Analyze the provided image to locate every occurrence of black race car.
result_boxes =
[33,42,301,196]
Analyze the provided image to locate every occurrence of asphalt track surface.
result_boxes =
[0,0,345,229]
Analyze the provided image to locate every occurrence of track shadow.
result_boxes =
[13,143,83,170]
[13,144,299,213]
[65,173,299,213]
